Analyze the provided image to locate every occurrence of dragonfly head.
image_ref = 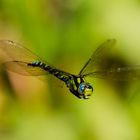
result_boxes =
[78,83,93,99]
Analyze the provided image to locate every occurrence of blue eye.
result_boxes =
[78,83,85,94]
[78,83,93,98]
[79,84,85,93]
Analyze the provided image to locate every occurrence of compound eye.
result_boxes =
[78,83,85,94]
[78,83,93,99]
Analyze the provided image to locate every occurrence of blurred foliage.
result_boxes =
[0,0,140,140]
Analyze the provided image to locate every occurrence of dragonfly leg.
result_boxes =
[69,89,81,99]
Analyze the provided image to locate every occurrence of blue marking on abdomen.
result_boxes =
[31,61,40,65]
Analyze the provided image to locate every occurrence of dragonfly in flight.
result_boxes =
[0,39,139,99]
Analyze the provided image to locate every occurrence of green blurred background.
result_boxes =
[0,0,140,140]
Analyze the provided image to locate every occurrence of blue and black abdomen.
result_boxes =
[28,61,70,82]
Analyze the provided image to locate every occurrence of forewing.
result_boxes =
[0,40,52,75]
[79,39,116,76]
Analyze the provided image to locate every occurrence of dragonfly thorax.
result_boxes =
[78,82,93,99]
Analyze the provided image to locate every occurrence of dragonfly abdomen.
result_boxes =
[28,61,46,67]
[28,61,70,82]
[46,68,70,83]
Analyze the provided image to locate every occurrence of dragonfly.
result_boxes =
[0,39,140,99]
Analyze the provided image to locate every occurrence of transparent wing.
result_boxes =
[84,65,140,81]
[4,61,48,76]
[79,39,116,76]
[0,40,55,75]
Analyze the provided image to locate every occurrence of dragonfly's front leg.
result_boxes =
[69,88,82,99]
